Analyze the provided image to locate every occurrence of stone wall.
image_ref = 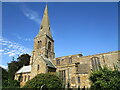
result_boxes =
[53,51,120,88]
[15,72,31,86]
[15,51,119,88]
[30,56,47,79]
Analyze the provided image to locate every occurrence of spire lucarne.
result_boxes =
[37,4,53,39]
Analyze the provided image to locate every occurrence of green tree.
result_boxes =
[89,67,120,90]
[8,54,30,80]
[23,73,62,89]
[1,66,8,87]
[6,79,20,88]
[8,61,19,80]
[17,54,30,66]
[1,66,20,88]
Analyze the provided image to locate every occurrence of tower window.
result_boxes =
[48,41,51,51]
[49,26,50,30]
[37,64,40,71]
[41,25,43,29]
[46,50,48,58]
[37,41,42,49]
[91,57,100,71]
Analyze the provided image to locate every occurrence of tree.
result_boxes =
[17,54,31,66]
[23,73,62,89]
[1,66,8,87]
[8,54,30,80]
[1,66,20,88]
[89,67,120,90]
[8,61,19,80]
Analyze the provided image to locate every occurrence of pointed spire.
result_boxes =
[37,4,53,39]
[41,4,49,26]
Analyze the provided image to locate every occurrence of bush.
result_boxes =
[2,79,20,88]
[89,67,120,90]
[23,73,62,89]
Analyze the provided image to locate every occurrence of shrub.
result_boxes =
[89,67,120,90]
[23,73,62,89]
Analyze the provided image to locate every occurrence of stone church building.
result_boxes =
[14,5,120,88]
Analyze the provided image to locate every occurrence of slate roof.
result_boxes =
[42,57,56,68]
[16,65,31,74]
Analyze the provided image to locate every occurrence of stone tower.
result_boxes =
[30,5,55,65]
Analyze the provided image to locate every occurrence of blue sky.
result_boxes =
[1,2,118,69]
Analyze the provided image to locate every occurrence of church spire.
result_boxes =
[37,4,53,39]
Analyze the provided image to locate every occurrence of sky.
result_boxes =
[1,2,118,69]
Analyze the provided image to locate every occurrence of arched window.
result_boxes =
[46,50,48,58]
[75,62,80,72]
[59,70,66,82]
[77,76,80,83]
[37,64,40,71]
[28,75,30,81]
[41,25,43,29]
[24,76,26,82]
[20,76,23,82]
[37,41,42,49]
[69,57,72,64]
[56,59,60,65]
[91,57,100,71]
[49,26,50,30]
[18,76,21,81]
[48,41,51,51]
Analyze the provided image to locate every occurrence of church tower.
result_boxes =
[30,5,55,64]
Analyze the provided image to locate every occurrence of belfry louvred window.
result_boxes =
[41,25,43,29]
[37,41,42,49]
[48,41,51,51]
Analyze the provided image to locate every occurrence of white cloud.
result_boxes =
[0,64,8,70]
[0,50,4,52]
[19,37,33,41]
[21,5,40,24]
[13,33,33,42]
[0,38,31,57]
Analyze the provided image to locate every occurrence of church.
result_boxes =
[14,5,120,88]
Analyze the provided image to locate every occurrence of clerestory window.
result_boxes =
[56,59,60,65]
[69,57,72,64]
[91,57,100,71]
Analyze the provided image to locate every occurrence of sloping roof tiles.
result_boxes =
[16,65,31,74]
[42,57,56,68]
